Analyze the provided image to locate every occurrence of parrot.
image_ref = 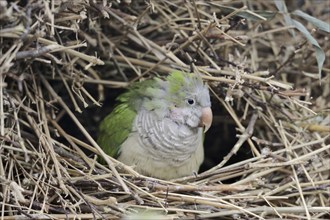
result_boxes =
[97,71,212,180]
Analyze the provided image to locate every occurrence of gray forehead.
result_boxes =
[194,84,211,107]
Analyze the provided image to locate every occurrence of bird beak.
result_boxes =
[199,107,213,133]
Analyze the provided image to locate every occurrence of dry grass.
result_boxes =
[0,0,329,219]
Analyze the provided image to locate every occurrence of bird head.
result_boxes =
[141,71,212,132]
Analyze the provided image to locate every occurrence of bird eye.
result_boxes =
[186,98,195,106]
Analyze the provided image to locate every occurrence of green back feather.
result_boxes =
[97,103,136,158]
[97,79,156,158]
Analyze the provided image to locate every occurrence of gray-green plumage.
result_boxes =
[98,71,212,179]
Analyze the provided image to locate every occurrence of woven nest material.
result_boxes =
[1,1,329,219]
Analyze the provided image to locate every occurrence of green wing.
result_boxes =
[97,103,136,158]
[97,78,157,159]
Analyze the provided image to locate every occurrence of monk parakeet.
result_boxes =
[97,71,212,179]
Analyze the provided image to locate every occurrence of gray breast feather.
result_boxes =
[135,110,201,166]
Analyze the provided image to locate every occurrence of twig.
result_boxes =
[197,206,330,218]
[147,182,251,192]
[218,113,259,169]
[39,75,131,194]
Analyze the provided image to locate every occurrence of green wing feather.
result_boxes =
[97,103,136,158]
[97,79,156,158]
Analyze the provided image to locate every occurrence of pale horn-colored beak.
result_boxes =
[199,107,213,133]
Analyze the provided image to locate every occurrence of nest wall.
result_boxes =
[0,0,329,219]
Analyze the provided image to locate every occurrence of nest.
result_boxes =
[1,1,329,219]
